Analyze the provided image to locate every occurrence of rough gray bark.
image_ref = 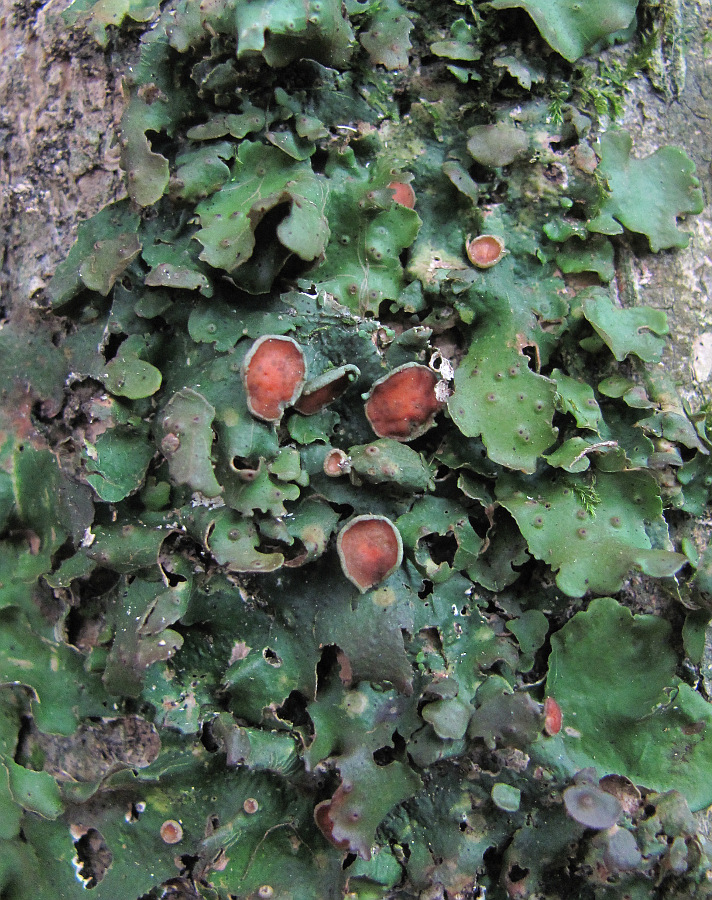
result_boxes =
[617,0,712,410]
[0,0,123,313]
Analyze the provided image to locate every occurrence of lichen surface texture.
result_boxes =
[2,0,712,898]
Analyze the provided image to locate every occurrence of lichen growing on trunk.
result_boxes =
[1,0,712,897]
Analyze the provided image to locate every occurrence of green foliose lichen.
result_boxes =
[1,0,710,897]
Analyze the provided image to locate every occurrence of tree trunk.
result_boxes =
[617,0,712,410]
[1,0,122,311]
[2,1,712,898]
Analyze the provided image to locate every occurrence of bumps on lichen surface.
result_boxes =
[195,141,329,285]
[358,0,413,69]
[83,424,155,502]
[64,0,161,47]
[588,131,704,251]
[448,329,558,473]
[315,748,421,859]
[47,201,140,307]
[303,148,422,314]
[235,0,354,67]
[430,16,480,68]
[497,470,687,596]
[203,510,285,572]
[554,233,615,283]
[103,341,162,400]
[170,141,234,203]
[581,290,669,363]
[158,388,222,497]
[540,598,712,811]
[120,85,173,208]
[10,0,712,896]
[551,368,602,432]
[468,691,543,750]
[348,439,434,492]
[397,495,483,583]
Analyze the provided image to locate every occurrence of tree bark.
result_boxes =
[0,0,123,313]
[617,0,712,409]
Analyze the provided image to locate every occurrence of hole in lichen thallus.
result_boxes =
[240,204,293,288]
[74,828,113,888]
[316,644,341,693]
[423,531,458,566]
[275,690,311,728]
[101,330,126,363]
[200,720,220,753]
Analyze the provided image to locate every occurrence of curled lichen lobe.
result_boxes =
[295,364,360,415]
[242,335,306,422]
[365,363,442,441]
[314,796,352,851]
[337,515,403,591]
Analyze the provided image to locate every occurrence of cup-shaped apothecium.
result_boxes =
[242,335,306,423]
[466,234,506,269]
[364,363,442,442]
[336,515,403,592]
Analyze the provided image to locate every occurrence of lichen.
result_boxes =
[0,0,710,897]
